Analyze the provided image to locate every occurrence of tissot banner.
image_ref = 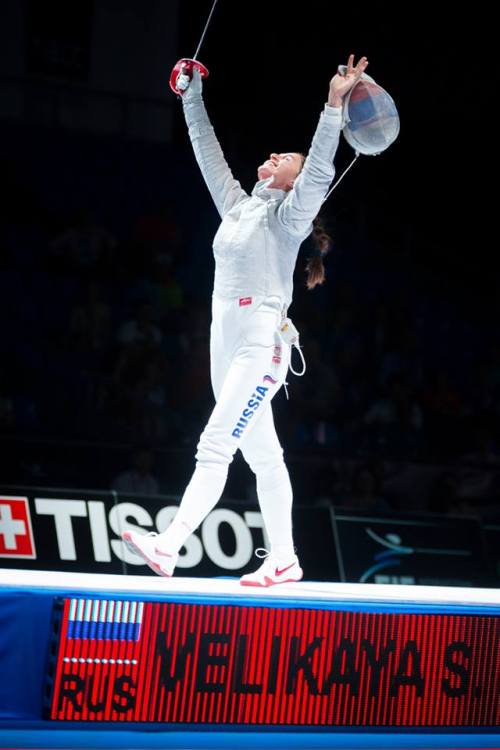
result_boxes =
[0,488,491,585]
[0,487,338,580]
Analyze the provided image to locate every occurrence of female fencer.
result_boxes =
[123,54,369,586]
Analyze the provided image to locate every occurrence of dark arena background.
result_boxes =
[0,1,498,749]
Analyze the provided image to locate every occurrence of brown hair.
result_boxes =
[305,217,333,290]
[294,153,333,290]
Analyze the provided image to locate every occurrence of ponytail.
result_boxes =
[305,217,333,290]
[293,153,333,290]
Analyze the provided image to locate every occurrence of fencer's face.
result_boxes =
[257,152,304,191]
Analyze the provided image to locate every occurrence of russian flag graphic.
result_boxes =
[67,598,143,641]
[263,375,278,384]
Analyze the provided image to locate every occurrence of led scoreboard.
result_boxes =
[47,597,500,727]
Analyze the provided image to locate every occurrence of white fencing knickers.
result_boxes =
[157,292,295,557]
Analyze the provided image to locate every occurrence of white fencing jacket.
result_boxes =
[183,94,343,310]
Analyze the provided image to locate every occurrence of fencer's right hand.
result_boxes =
[177,65,203,101]
[329,54,368,105]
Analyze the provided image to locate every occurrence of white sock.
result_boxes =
[256,462,295,559]
[156,463,228,553]
[272,544,297,561]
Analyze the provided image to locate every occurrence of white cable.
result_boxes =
[323,152,360,203]
[289,343,306,376]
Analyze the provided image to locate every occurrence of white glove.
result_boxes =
[176,73,190,91]
[178,65,203,100]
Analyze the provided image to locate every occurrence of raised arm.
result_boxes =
[278,55,369,237]
[179,67,248,218]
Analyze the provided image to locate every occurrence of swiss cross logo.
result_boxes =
[0,496,36,558]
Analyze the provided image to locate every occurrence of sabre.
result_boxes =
[169,0,219,96]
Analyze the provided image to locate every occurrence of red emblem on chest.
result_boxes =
[239,297,252,307]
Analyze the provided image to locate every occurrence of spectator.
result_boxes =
[49,209,116,276]
[363,376,423,458]
[111,445,159,496]
[68,280,112,353]
[117,301,162,350]
[343,463,392,512]
[131,355,169,441]
[422,369,463,459]
[132,203,184,274]
[292,338,341,448]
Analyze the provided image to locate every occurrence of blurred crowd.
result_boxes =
[1,125,500,521]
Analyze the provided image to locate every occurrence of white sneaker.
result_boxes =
[122,529,178,577]
[240,548,303,587]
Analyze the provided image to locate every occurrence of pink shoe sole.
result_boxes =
[122,530,173,578]
[240,572,303,588]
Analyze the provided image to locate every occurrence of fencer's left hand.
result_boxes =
[328,55,368,106]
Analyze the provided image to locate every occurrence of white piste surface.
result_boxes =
[0,568,499,609]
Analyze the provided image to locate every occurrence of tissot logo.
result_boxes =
[3,496,268,572]
[0,496,36,558]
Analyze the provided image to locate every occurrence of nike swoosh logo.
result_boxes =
[275,563,296,577]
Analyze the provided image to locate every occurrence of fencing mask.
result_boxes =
[338,65,400,156]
